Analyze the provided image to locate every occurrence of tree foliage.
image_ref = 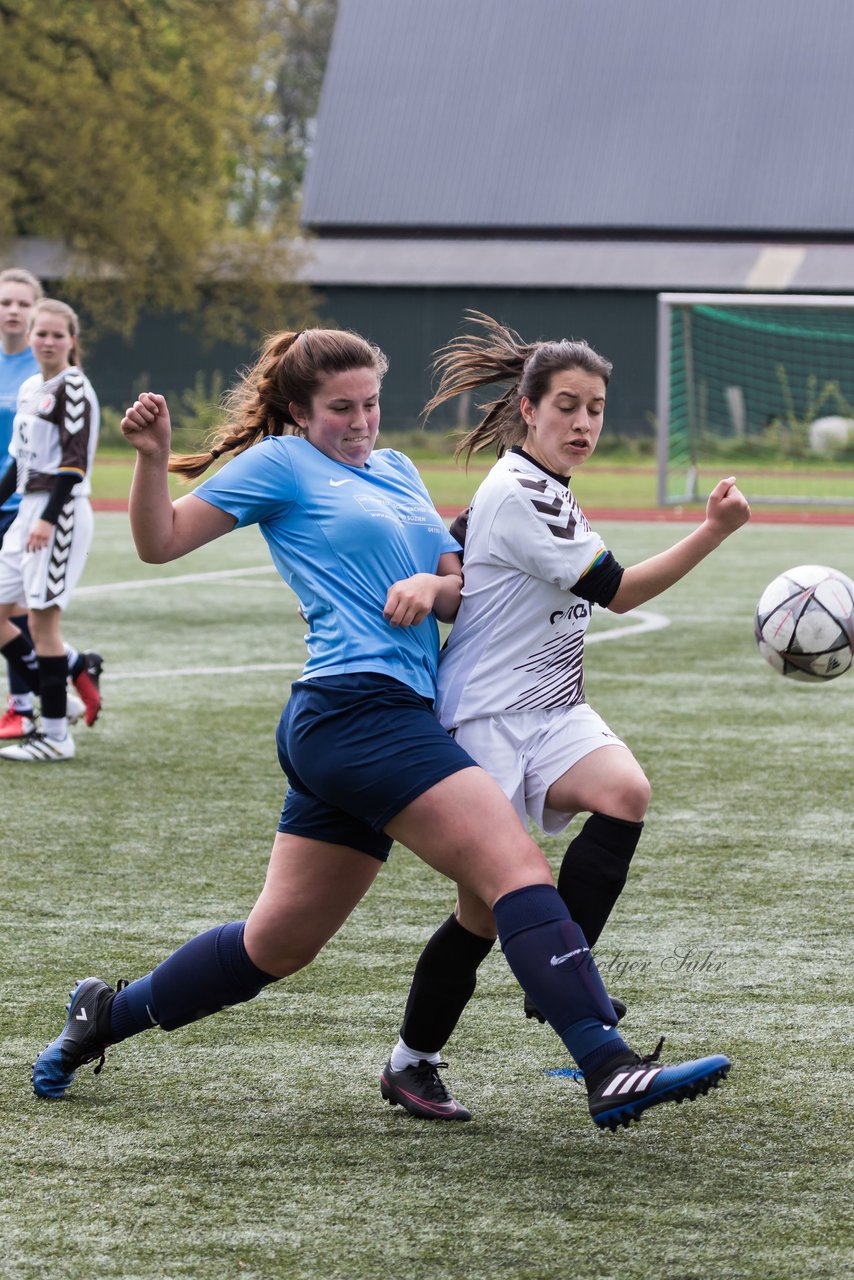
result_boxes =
[0,0,333,338]
[233,0,338,226]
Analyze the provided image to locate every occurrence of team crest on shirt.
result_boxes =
[38,393,56,414]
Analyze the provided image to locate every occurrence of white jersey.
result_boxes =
[11,366,99,499]
[435,450,611,728]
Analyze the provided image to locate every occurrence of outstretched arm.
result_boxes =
[122,392,236,563]
[608,476,750,614]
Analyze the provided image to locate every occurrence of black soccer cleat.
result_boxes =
[524,991,628,1024]
[32,977,123,1099]
[587,1036,731,1131]
[380,1059,472,1121]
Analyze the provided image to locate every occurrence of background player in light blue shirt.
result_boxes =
[0,269,40,736]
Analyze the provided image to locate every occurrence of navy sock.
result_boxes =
[492,884,628,1067]
[110,921,277,1040]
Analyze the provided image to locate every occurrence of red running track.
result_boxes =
[92,499,854,525]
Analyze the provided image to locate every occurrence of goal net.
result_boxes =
[656,293,854,507]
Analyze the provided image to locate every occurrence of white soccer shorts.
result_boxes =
[453,702,629,835]
[0,492,93,612]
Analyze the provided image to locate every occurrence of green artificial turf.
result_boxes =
[1,514,852,1279]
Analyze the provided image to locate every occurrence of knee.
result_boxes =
[494,836,555,899]
[268,952,315,980]
[626,773,651,822]
[244,920,321,980]
[605,771,651,824]
[455,898,498,940]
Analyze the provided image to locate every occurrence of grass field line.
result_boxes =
[75,564,278,594]
[99,621,669,684]
[97,616,671,683]
[587,608,670,642]
[102,661,304,681]
[75,560,670,635]
[74,560,671,681]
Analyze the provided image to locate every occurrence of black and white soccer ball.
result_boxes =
[755,564,854,682]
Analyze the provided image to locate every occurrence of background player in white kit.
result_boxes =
[380,312,750,1119]
[0,299,100,761]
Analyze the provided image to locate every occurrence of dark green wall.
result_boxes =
[316,288,657,435]
[81,287,658,437]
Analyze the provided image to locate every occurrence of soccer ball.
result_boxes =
[754,564,854,682]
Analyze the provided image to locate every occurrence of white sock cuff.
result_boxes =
[390,1037,442,1072]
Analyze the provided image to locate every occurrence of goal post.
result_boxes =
[656,293,854,507]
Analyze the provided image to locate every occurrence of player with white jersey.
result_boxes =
[381,311,750,1123]
[0,299,100,762]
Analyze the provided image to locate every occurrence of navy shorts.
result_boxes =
[276,673,477,861]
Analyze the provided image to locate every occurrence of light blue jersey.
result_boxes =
[0,346,39,512]
[194,436,460,700]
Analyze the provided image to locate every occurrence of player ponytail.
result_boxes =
[425,311,612,463]
[169,328,389,481]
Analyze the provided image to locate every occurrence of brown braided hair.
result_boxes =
[423,311,613,463]
[169,327,389,480]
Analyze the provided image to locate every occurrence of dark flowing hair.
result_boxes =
[169,327,389,480]
[424,311,613,462]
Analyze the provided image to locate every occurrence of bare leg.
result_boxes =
[244,833,383,976]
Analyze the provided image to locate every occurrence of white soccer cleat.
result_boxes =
[66,690,86,725]
[0,730,76,762]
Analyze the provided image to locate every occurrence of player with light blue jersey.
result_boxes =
[0,349,38,518]
[0,269,41,738]
[195,434,455,698]
[0,272,40,527]
[33,325,735,1137]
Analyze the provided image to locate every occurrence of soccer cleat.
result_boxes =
[0,730,75,762]
[524,991,628,1024]
[72,651,102,726]
[0,699,35,740]
[32,977,124,1099]
[380,1059,472,1121]
[587,1037,731,1131]
[66,690,86,726]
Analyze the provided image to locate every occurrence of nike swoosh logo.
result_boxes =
[550,947,588,966]
[329,478,354,487]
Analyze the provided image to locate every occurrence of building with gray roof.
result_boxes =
[297,0,854,431]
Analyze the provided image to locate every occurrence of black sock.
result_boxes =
[38,655,68,721]
[1,632,40,694]
[400,914,496,1053]
[557,812,643,947]
[7,615,33,695]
